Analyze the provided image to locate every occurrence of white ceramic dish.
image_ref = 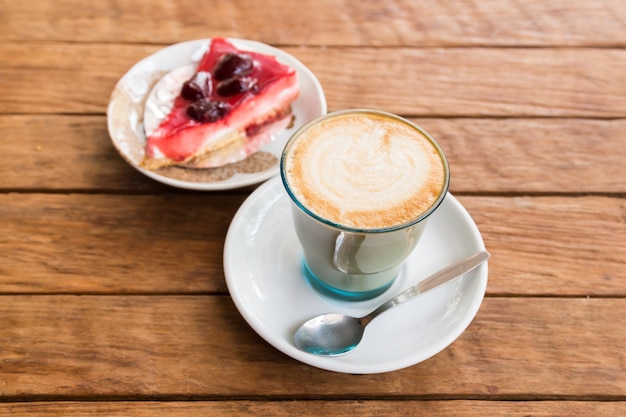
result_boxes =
[107,38,326,190]
[224,177,489,374]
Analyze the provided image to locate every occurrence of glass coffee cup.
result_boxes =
[280,109,450,301]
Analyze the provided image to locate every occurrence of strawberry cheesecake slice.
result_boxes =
[142,38,300,170]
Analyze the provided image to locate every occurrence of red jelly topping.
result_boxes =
[145,38,298,164]
[155,38,294,134]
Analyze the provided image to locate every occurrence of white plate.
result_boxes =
[224,177,489,374]
[107,38,326,190]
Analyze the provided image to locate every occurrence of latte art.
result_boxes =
[283,111,447,229]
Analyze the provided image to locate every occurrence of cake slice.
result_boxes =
[142,38,299,170]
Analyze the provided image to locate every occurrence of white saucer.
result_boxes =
[107,38,326,190]
[224,177,489,374]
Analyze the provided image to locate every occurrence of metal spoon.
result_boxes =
[294,250,490,356]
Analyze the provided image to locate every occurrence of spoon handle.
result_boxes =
[361,251,490,325]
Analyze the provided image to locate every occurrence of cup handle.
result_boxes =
[332,232,367,274]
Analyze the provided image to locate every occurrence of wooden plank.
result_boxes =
[2,0,626,46]
[0,43,157,115]
[0,401,625,416]
[0,296,624,398]
[0,115,162,192]
[409,117,626,194]
[0,193,246,294]
[459,195,626,297]
[2,44,626,117]
[2,116,625,193]
[0,194,624,296]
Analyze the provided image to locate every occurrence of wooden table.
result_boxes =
[1,0,625,415]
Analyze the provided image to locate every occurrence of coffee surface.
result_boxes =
[283,112,447,229]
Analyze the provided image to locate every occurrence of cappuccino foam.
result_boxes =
[283,111,447,229]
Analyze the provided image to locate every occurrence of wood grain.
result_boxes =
[1,44,626,117]
[0,194,624,296]
[0,193,246,294]
[2,0,626,46]
[459,195,626,296]
[1,0,625,413]
[0,401,625,416]
[419,118,626,194]
[0,115,151,191]
[0,296,624,398]
[2,116,625,193]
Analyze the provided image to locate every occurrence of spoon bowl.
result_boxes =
[294,251,490,356]
[295,313,366,355]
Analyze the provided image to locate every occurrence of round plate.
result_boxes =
[107,38,327,190]
[224,177,489,374]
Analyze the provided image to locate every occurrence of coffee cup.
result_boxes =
[280,109,450,301]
